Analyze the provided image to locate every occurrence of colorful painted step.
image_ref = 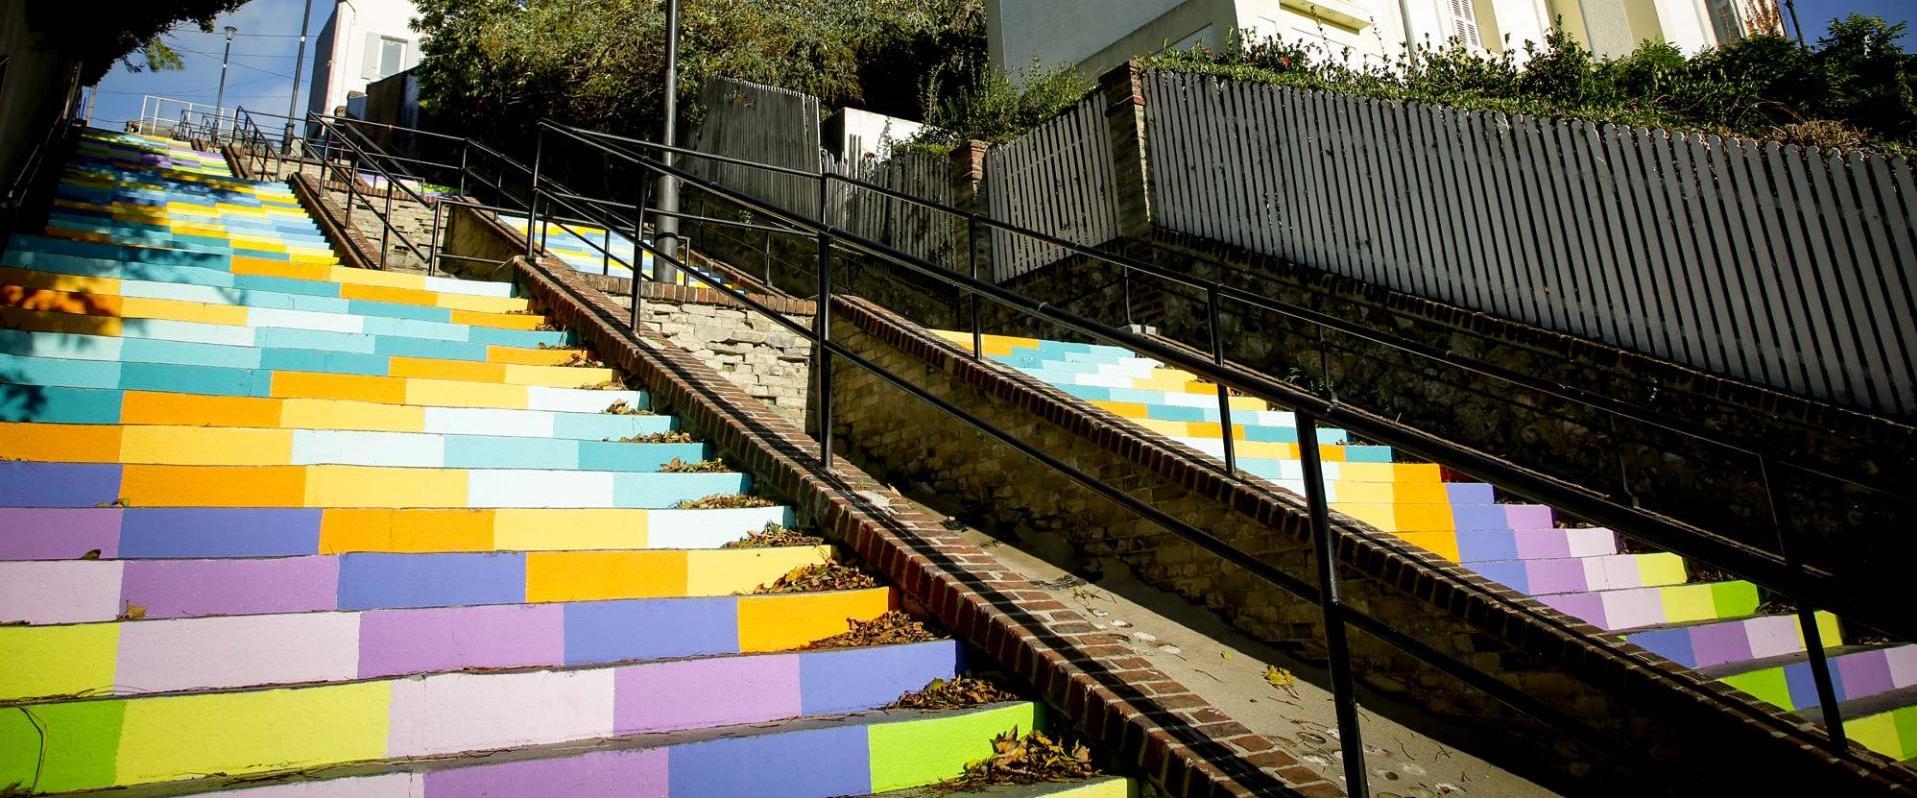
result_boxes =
[0,506,793,560]
[0,643,969,792]
[1,388,673,441]
[1714,645,1917,713]
[947,329,1915,762]
[0,593,907,701]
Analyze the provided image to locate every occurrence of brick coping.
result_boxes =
[506,248,1341,798]
[829,291,1917,795]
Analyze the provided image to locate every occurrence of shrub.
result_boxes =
[1142,15,1917,152]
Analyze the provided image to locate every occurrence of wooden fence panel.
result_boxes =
[1140,70,1917,415]
[983,95,1120,282]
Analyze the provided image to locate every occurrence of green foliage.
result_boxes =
[1143,15,1917,152]
[913,63,1092,149]
[411,0,983,149]
[28,1,247,83]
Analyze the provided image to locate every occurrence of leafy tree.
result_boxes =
[28,2,249,84]
[410,0,983,150]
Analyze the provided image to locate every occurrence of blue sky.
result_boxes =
[87,0,332,132]
[83,0,1915,131]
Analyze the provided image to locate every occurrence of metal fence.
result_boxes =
[983,95,1122,282]
[1142,70,1917,416]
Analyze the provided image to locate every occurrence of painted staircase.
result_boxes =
[937,329,1917,766]
[0,131,1124,797]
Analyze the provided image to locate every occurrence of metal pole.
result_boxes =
[213,26,237,140]
[1755,455,1847,752]
[1296,413,1371,798]
[1207,285,1237,475]
[526,132,543,260]
[380,176,395,269]
[653,0,682,284]
[630,171,653,332]
[456,143,469,198]
[814,230,833,469]
[426,200,443,276]
[285,0,315,150]
[968,218,982,359]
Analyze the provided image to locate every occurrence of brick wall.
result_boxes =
[822,293,1914,797]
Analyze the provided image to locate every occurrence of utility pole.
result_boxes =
[285,0,315,150]
[653,0,681,284]
[213,25,237,140]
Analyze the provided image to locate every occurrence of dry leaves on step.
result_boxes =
[603,399,652,416]
[618,430,694,444]
[120,602,147,621]
[722,523,824,549]
[559,352,606,368]
[659,457,728,473]
[1264,665,1300,698]
[802,611,939,649]
[946,727,1099,789]
[755,562,876,594]
[886,676,1017,710]
[674,493,776,509]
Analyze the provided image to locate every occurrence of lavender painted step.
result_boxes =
[192,703,1040,798]
[1455,527,1618,563]
[1626,613,1843,669]
[1471,553,1685,596]
[1714,645,1917,713]
[0,506,795,560]
[0,549,831,624]
[1536,581,1760,632]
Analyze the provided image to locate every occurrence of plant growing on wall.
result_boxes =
[1145,15,1917,152]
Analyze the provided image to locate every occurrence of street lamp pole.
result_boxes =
[653,0,681,284]
[213,25,237,140]
[285,0,316,150]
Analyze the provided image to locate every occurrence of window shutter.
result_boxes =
[361,32,383,79]
[1448,0,1482,48]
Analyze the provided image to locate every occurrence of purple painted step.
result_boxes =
[1455,527,1618,563]
[1626,614,1838,669]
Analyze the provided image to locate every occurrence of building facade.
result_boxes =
[307,0,422,119]
[986,0,1770,80]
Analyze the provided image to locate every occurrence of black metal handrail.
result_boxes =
[280,114,1903,793]
[526,120,1875,795]
[560,123,1906,656]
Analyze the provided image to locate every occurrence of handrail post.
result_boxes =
[968,216,982,360]
[629,165,653,332]
[762,226,775,291]
[1757,454,1848,753]
[457,141,469,198]
[1296,413,1370,798]
[426,199,443,276]
[379,175,396,270]
[1207,285,1237,475]
[603,226,613,276]
[815,229,834,469]
[526,131,543,259]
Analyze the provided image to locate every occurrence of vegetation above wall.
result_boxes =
[28,1,249,83]
[909,64,1092,151]
[410,0,984,149]
[1144,16,1917,153]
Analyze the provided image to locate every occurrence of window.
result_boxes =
[379,37,407,77]
[361,34,410,80]
[1447,0,1482,48]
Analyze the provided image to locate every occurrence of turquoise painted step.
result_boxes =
[0,352,645,413]
[0,315,568,364]
[0,328,587,382]
[1,386,675,441]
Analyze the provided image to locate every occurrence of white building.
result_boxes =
[307,0,422,119]
[986,0,1749,80]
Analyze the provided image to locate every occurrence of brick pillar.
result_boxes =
[950,140,992,282]
[1099,60,1151,238]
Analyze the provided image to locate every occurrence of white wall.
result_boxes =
[309,0,421,117]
